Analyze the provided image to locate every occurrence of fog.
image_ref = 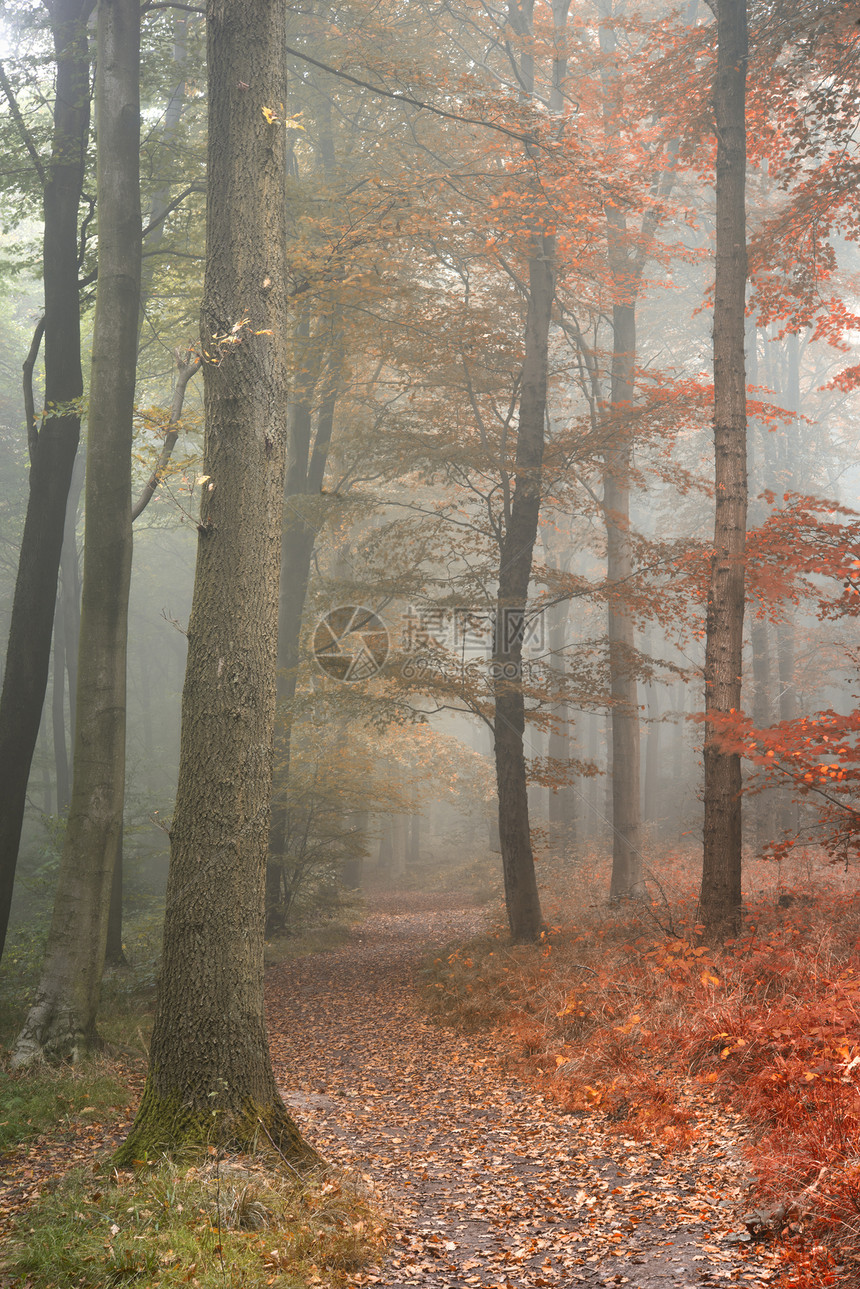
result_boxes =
[1,0,859,969]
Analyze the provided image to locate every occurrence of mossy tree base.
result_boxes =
[114,1074,321,1172]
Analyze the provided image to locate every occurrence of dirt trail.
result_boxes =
[266,893,777,1289]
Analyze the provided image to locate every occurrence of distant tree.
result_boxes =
[0,0,94,962]
[12,0,142,1064]
[116,0,316,1164]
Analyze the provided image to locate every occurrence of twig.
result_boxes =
[255,1116,306,1181]
[132,348,201,520]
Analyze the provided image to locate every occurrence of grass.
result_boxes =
[423,843,860,1288]
[1,893,388,1289]
[0,1059,130,1155]
[1,1155,387,1289]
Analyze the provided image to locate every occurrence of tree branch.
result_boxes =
[132,349,201,521]
[0,60,46,188]
[283,42,551,151]
[23,316,46,464]
[140,182,205,241]
[141,2,204,13]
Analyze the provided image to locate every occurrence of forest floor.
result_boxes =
[267,889,784,1289]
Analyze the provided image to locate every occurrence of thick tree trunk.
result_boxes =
[700,0,748,941]
[61,453,84,749]
[0,0,92,962]
[51,588,70,813]
[117,0,315,1166]
[493,235,553,944]
[12,0,141,1065]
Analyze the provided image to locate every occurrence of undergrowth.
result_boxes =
[1,1154,387,1289]
[424,845,860,1289]
[0,1059,129,1155]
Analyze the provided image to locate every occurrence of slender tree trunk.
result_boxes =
[642,682,661,827]
[493,235,553,943]
[12,0,142,1065]
[117,0,316,1165]
[408,809,421,867]
[377,817,393,873]
[598,3,648,901]
[605,301,643,900]
[267,330,341,916]
[0,0,93,962]
[700,0,748,941]
[546,595,575,849]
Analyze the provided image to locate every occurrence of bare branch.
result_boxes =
[141,182,205,241]
[23,316,46,464]
[283,42,550,151]
[132,349,201,521]
[0,60,46,188]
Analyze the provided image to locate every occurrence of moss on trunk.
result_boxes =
[114,1075,320,1170]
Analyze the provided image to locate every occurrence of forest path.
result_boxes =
[266,891,772,1289]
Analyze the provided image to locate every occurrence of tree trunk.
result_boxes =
[61,452,84,750]
[377,817,393,873]
[408,809,421,867]
[267,327,341,918]
[11,0,141,1065]
[546,597,576,850]
[605,301,643,900]
[642,680,661,827]
[117,0,315,1166]
[0,0,93,962]
[700,0,748,941]
[493,235,553,944]
[54,449,85,810]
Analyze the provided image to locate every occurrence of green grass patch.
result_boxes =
[1,1155,387,1289]
[0,1060,129,1155]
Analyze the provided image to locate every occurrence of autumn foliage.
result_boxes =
[426,850,860,1287]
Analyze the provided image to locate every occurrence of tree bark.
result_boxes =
[0,0,93,962]
[51,586,70,814]
[700,0,748,940]
[12,0,141,1065]
[117,0,316,1166]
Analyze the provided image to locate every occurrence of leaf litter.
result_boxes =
[267,892,782,1289]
